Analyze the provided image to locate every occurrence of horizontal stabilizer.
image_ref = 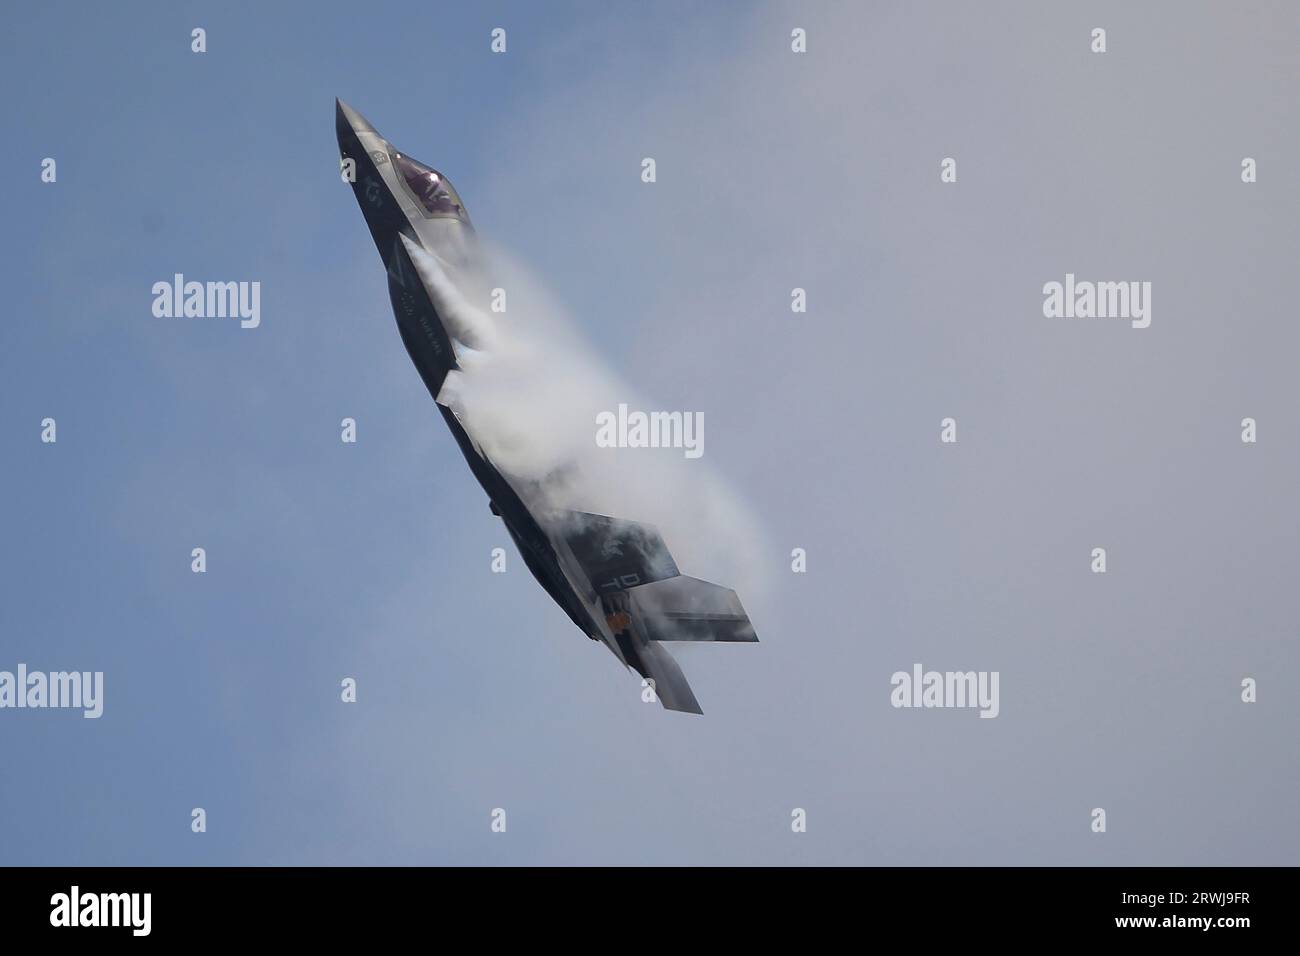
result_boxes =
[628,575,758,643]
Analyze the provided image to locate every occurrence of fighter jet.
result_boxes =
[335,99,756,713]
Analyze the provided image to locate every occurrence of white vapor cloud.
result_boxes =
[404,233,770,602]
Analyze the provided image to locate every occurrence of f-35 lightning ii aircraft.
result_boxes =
[335,99,756,713]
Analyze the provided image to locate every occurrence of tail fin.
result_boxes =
[632,640,703,715]
[559,511,679,593]
[627,576,758,643]
[604,575,757,716]
[569,511,758,715]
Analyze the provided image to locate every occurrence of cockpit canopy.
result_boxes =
[391,151,468,222]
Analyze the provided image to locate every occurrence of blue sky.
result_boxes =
[2,1,1298,865]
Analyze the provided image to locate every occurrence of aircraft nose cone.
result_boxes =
[335,98,378,136]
